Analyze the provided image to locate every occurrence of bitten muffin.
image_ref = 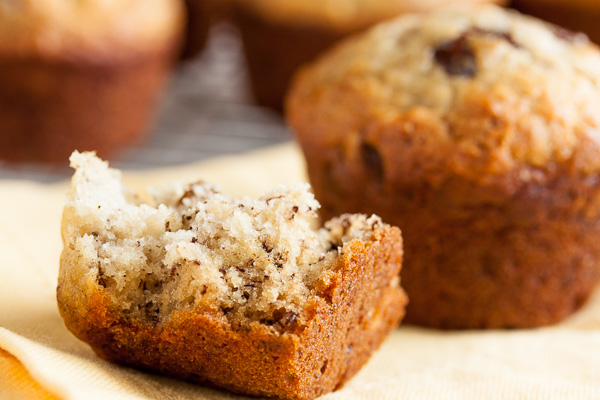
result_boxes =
[511,0,600,44]
[57,152,407,400]
[0,0,183,163]
[231,0,505,111]
[288,5,600,329]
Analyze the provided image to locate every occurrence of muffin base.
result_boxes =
[0,49,175,164]
[308,146,600,329]
[57,227,406,400]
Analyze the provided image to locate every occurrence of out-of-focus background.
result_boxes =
[0,0,597,181]
[0,24,292,181]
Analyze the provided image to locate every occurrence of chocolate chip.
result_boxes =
[434,35,477,77]
[361,143,384,183]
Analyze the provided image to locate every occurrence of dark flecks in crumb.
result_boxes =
[165,221,171,232]
[263,309,299,331]
[275,262,283,269]
[221,306,234,315]
[288,205,300,221]
[242,292,250,300]
[177,188,196,206]
[262,241,274,253]
[219,267,227,275]
[97,264,107,288]
[200,285,208,295]
[370,219,380,230]
[265,195,283,204]
[191,237,198,243]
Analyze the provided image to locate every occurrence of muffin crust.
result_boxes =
[288,6,600,328]
[57,152,407,399]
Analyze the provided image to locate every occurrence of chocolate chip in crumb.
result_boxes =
[434,34,477,77]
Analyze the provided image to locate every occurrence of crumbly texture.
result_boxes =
[512,0,600,45]
[288,6,600,328]
[57,152,407,400]
[0,0,183,61]
[232,0,504,111]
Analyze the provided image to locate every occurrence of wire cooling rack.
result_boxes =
[0,23,293,181]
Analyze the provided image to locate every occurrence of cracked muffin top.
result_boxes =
[288,5,600,178]
[0,0,183,60]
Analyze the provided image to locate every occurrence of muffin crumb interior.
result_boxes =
[63,151,382,330]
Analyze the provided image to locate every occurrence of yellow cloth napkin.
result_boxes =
[1,142,600,400]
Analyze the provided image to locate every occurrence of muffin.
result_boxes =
[0,0,183,163]
[231,0,506,111]
[511,0,600,44]
[288,5,600,329]
[57,152,407,400]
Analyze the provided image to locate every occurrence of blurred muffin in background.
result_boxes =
[231,0,506,111]
[0,0,184,164]
[511,0,600,44]
[288,5,600,329]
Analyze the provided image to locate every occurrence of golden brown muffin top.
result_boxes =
[0,0,183,60]
[288,5,600,176]
[235,0,505,31]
